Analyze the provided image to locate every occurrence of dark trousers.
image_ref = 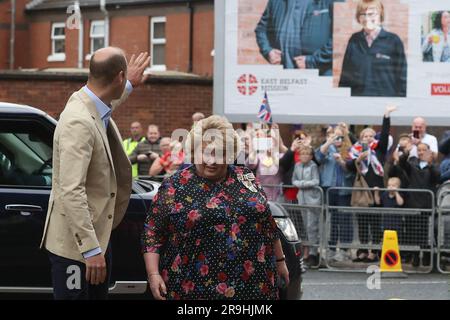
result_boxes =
[328,191,353,247]
[48,243,112,300]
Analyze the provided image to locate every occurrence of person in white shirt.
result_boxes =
[410,117,438,160]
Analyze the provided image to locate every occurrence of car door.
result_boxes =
[0,114,54,292]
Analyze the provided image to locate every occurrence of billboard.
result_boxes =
[214,0,450,125]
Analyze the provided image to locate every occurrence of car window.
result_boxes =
[0,119,53,187]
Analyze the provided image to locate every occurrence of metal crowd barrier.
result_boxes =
[261,184,324,269]
[323,187,435,273]
[262,183,437,273]
[437,183,450,274]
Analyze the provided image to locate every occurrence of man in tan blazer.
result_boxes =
[41,47,150,299]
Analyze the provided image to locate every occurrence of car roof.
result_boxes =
[0,102,47,116]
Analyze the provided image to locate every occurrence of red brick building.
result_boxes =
[1,0,214,75]
[0,0,215,136]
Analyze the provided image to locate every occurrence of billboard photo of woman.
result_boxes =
[338,0,407,97]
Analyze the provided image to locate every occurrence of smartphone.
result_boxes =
[362,142,369,152]
[413,130,420,139]
[253,137,272,151]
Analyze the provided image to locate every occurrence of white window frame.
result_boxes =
[149,16,167,71]
[89,20,105,56]
[48,22,66,62]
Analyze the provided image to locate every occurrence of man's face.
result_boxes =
[147,127,160,143]
[130,123,142,137]
[417,144,430,161]
[160,139,171,154]
[412,120,426,136]
[398,137,411,149]
[359,5,381,31]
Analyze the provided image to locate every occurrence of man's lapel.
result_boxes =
[77,89,116,177]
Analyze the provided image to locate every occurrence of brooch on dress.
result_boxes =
[237,172,258,193]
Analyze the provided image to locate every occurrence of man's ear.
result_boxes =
[115,71,125,85]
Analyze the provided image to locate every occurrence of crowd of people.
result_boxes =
[123,107,450,271]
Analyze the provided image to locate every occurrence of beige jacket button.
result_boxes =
[108,214,113,219]
[110,193,115,198]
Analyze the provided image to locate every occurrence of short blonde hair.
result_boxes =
[356,0,385,23]
[359,127,376,141]
[388,177,401,187]
[185,115,241,163]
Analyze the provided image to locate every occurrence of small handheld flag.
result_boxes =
[257,91,273,124]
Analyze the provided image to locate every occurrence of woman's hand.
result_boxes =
[276,261,290,288]
[357,151,369,163]
[384,104,397,117]
[290,138,302,152]
[148,274,167,300]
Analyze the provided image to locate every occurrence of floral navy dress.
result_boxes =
[141,165,281,300]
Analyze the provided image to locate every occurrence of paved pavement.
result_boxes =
[302,269,450,300]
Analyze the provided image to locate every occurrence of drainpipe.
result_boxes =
[100,0,109,47]
[187,1,193,73]
[75,1,83,69]
[9,0,16,69]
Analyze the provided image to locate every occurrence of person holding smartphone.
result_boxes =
[409,117,438,161]
[129,124,162,177]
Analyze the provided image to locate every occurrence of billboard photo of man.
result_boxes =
[254,0,340,75]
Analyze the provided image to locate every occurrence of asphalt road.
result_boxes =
[302,269,450,300]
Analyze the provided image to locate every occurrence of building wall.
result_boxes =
[0,73,213,138]
[20,1,214,75]
[0,0,30,69]
[192,4,214,76]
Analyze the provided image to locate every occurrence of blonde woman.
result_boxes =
[142,115,289,300]
[347,105,397,262]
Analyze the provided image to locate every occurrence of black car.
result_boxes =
[0,102,304,299]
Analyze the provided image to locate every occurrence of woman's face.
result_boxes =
[333,129,344,148]
[359,5,381,31]
[442,11,450,29]
[361,130,375,144]
[195,145,228,182]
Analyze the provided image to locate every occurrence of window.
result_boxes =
[48,22,66,62]
[0,120,53,187]
[150,17,166,71]
[90,20,105,54]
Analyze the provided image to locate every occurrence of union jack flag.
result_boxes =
[257,91,272,124]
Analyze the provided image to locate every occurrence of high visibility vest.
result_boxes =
[123,137,145,179]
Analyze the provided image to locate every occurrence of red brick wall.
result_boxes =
[110,16,150,59]
[0,74,213,138]
[0,0,9,70]
[238,0,268,65]
[0,0,30,69]
[22,3,214,75]
[192,7,214,76]
[166,12,190,72]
